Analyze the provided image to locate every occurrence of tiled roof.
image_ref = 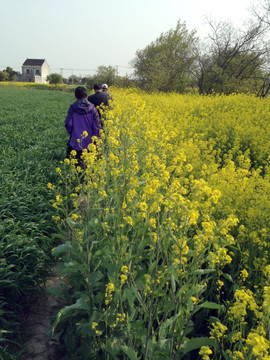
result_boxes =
[22,59,46,66]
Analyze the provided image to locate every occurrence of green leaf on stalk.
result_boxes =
[209,316,221,323]
[181,337,215,355]
[159,313,181,339]
[120,344,140,360]
[194,269,216,275]
[46,287,65,298]
[123,288,136,307]
[103,338,121,357]
[67,219,80,228]
[51,242,73,257]
[158,338,171,352]
[131,285,148,314]
[52,233,66,240]
[200,301,225,311]
[222,273,234,283]
[51,296,90,335]
[170,274,176,293]
[89,270,104,289]
[151,350,172,360]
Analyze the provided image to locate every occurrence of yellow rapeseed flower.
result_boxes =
[240,269,249,282]
[199,346,213,360]
[121,265,128,273]
[71,213,80,221]
[120,274,128,284]
[56,167,62,175]
[105,282,115,305]
[123,216,133,226]
[209,321,227,342]
[246,332,270,358]
[47,182,55,190]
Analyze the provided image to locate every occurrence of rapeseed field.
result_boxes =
[50,88,270,359]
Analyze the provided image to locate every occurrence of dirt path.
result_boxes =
[19,269,66,360]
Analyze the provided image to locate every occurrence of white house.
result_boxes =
[21,59,50,83]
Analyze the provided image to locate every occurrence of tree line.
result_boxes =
[46,65,134,89]
[132,0,270,96]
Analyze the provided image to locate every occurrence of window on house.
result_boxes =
[36,69,40,75]
[26,69,30,74]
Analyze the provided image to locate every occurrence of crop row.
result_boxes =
[0,87,73,359]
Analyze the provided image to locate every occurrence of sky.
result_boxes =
[0,0,256,78]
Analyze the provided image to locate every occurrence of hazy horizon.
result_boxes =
[1,0,255,78]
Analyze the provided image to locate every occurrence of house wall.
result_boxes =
[21,61,50,83]
[40,61,50,83]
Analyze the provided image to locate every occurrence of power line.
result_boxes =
[50,68,98,76]
[115,65,133,69]
[50,65,134,77]
[52,65,133,71]
[59,68,98,72]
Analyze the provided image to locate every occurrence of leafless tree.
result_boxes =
[251,0,270,25]
[250,1,270,96]
[194,17,269,95]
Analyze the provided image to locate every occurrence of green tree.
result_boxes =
[93,65,117,86]
[84,66,118,90]
[0,71,9,81]
[81,76,92,85]
[114,75,135,88]
[6,67,16,81]
[68,75,81,85]
[132,20,198,92]
[0,67,16,82]
[46,73,63,85]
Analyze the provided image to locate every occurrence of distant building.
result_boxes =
[21,59,50,83]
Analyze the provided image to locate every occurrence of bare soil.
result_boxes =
[19,269,67,360]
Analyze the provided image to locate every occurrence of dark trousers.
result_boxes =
[66,144,84,168]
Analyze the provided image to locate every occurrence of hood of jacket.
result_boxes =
[71,99,94,115]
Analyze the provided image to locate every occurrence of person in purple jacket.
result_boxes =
[65,86,101,163]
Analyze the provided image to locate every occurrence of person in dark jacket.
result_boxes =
[88,84,110,124]
[102,83,113,101]
[65,86,101,163]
